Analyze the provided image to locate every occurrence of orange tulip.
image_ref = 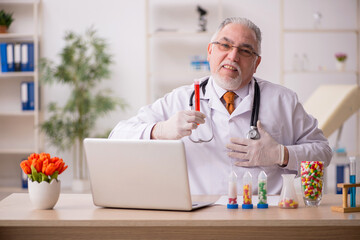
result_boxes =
[42,159,49,174]
[39,152,51,162]
[32,158,43,173]
[54,159,68,174]
[50,156,59,164]
[27,153,40,165]
[20,160,31,174]
[44,162,57,176]
[21,152,68,180]
[51,157,68,174]
[59,165,68,174]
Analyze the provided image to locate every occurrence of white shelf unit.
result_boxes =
[280,0,360,148]
[0,0,40,190]
[280,0,360,87]
[280,0,360,193]
[145,0,223,103]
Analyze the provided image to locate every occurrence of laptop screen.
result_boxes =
[84,138,195,211]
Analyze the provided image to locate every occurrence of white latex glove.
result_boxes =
[226,121,284,167]
[151,110,206,140]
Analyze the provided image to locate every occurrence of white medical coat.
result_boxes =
[109,76,332,195]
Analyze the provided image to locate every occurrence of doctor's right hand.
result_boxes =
[151,110,206,140]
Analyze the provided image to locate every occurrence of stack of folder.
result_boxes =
[0,42,34,72]
[20,81,34,111]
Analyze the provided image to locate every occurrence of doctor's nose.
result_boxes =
[227,47,240,62]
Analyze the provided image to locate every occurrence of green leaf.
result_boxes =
[27,174,33,182]
[31,165,41,183]
[51,171,59,181]
[0,10,14,28]
[40,173,50,183]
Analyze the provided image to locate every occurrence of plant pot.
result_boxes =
[0,25,7,33]
[28,179,61,209]
[336,61,346,71]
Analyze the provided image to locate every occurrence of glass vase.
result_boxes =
[301,161,324,207]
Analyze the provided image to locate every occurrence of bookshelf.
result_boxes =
[0,0,40,190]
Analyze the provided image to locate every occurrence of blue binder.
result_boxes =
[28,43,34,72]
[21,166,28,189]
[21,81,35,111]
[0,43,14,72]
[0,43,9,72]
[6,43,15,72]
[21,82,29,110]
[21,43,29,71]
[14,43,21,72]
[28,82,34,110]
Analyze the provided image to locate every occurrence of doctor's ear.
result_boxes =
[253,56,262,73]
[207,43,213,61]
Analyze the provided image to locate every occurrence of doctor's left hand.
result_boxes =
[226,121,285,167]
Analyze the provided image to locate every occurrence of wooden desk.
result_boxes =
[0,193,359,240]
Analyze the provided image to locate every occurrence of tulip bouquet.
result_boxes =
[20,153,68,183]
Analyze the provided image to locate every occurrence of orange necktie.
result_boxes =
[223,91,236,114]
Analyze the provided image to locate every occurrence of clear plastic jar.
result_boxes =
[227,170,238,209]
[257,171,268,208]
[278,174,299,209]
[242,171,253,209]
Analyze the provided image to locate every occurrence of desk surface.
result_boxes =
[0,193,359,226]
[0,193,360,240]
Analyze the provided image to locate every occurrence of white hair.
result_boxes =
[211,17,262,54]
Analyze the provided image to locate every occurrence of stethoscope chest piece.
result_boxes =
[246,126,260,140]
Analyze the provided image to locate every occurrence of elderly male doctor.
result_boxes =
[109,17,332,195]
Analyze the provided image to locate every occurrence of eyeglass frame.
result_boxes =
[210,41,260,58]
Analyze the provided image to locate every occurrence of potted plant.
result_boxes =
[20,152,68,209]
[40,28,127,191]
[0,9,14,33]
[334,52,347,71]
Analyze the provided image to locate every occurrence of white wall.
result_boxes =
[40,0,359,189]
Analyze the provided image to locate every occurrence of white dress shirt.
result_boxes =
[109,76,332,195]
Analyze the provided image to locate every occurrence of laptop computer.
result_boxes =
[84,138,213,211]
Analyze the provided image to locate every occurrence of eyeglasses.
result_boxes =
[211,41,259,58]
